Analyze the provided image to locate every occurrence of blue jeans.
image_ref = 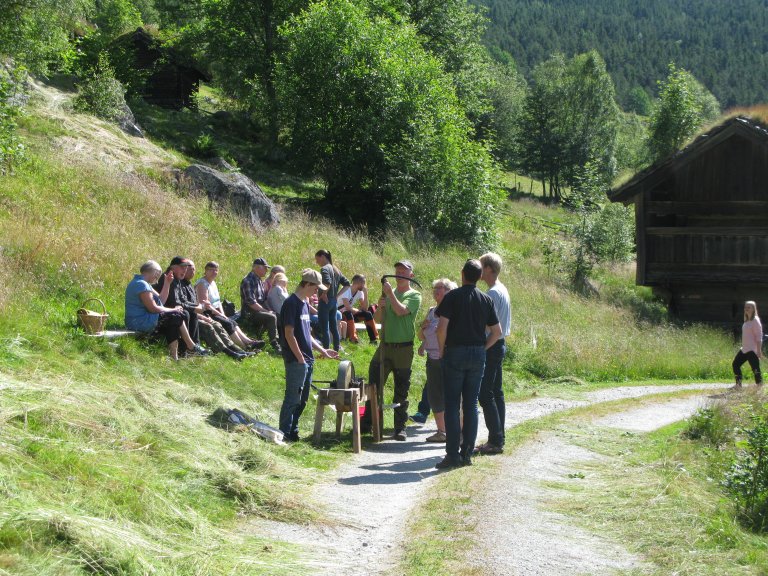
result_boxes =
[442,345,486,460]
[479,340,506,447]
[317,297,340,350]
[279,361,314,437]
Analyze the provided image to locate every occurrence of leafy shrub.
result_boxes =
[73,52,128,123]
[0,64,27,173]
[724,409,768,532]
[684,405,733,446]
[191,133,219,158]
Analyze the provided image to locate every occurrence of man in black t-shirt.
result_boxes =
[278,269,339,441]
[434,259,501,469]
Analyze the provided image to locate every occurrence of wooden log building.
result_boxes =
[609,116,768,328]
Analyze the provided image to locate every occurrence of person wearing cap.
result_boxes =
[278,269,339,441]
[240,257,281,354]
[434,259,501,469]
[363,260,422,441]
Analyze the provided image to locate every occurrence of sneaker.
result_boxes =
[270,341,283,355]
[409,412,428,424]
[435,456,463,469]
[462,454,473,467]
[247,340,267,351]
[393,429,407,441]
[426,431,446,443]
[189,344,211,357]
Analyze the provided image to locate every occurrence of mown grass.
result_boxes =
[0,82,741,573]
[551,412,768,575]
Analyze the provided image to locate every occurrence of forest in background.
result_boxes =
[477,0,768,110]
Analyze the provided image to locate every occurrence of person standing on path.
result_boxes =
[364,260,422,441]
[278,269,339,441]
[435,259,501,469]
[732,300,763,389]
[475,252,512,455]
[417,278,457,443]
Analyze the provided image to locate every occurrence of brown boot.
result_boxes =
[346,320,359,343]
[365,319,379,343]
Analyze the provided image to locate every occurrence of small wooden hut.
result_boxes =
[113,28,210,109]
[609,116,768,327]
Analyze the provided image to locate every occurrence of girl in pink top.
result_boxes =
[732,300,763,388]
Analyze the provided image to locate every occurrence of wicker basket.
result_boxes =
[77,298,109,334]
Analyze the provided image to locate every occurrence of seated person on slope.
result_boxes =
[185,261,256,361]
[338,274,379,344]
[125,260,207,360]
[195,260,265,351]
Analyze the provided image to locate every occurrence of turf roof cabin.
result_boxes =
[112,28,210,110]
[609,116,768,328]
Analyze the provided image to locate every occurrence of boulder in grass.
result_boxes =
[182,164,280,229]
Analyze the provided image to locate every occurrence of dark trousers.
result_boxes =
[364,344,414,432]
[479,340,506,447]
[317,297,340,350]
[341,309,377,342]
[733,350,761,377]
[279,361,314,437]
[241,309,278,343]
[417,385,431,417]
[442,345,486,461]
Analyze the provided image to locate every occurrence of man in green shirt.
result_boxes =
[364,260,422,441]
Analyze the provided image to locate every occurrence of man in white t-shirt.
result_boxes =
[476,252,512,455]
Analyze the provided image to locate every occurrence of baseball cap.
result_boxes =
[394,259,414,271]
[252,257,271,268]
[301,268,327,290]
[169,256,190,267]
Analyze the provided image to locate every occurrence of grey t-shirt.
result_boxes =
[487,281,512,338]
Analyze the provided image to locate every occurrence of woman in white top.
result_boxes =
[338,274,379,344]
[732,300,763,388]
[267,272,290,314]
[195,261,265,351]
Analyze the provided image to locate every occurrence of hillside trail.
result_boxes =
[251,383,727,574]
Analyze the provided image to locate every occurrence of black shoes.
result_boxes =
[435,456,464,469]
[223,347,247,361]
[473,443,504,456]
[247,340,267,351]
[393,429,407,441]
[270,340,283,355]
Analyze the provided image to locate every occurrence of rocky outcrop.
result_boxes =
[117,103,144,138]
[182,164,280,229]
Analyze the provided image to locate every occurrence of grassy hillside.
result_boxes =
[0,82,736,573]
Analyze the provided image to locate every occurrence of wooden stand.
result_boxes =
[312,383,380,452]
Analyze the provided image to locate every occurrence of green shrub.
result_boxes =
[724,407,768,532]
[73,52,128,123]
[191,132,219,158]
[683,405,733,445]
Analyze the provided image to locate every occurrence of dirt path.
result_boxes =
[467,394,714,576]
[253,383,726,574]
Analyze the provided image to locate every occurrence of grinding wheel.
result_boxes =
[333,360,355,389]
